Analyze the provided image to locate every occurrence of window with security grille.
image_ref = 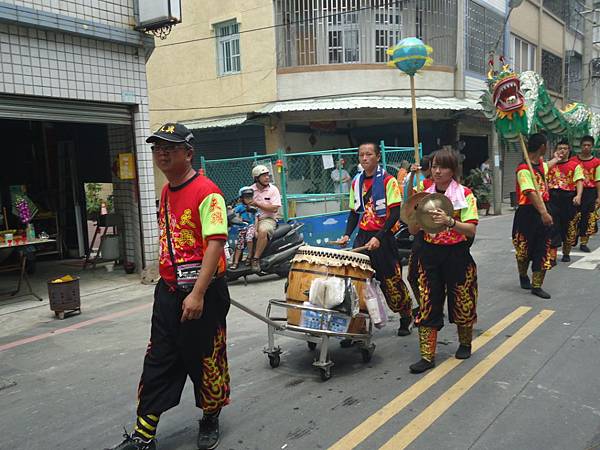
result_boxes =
[565,52,583,102]
[375,10,402,63]
[543,0,567,21]
[327,11,360,64]
[467,1,505,75]
[511,35,536,73]
[542,50,563,93]
[215,20,241,76]
[274,0,456,68]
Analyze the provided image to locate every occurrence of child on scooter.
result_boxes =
[230,186,257,270]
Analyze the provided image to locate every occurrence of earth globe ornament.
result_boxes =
[387,37,432,76]
[386,37,432,195]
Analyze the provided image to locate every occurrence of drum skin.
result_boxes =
[286,246,374,332]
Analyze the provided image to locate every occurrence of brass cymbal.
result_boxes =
[415,193,454,234]
[400,191,429,227]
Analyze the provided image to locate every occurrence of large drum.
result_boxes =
[286,246,374,331]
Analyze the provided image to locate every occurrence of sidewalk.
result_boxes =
[0,259,153,339]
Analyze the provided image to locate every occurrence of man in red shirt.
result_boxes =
[107,123,230,450]
[512,134,557,299]
[570,135,600,252]
[547,139,583,262]
[339,142,413,337]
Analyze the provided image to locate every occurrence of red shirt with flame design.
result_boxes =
[547,160,584,191]
[349,174,402,232]
[516,162,549,205]
[158,173,228,286]
[570,155,600,188]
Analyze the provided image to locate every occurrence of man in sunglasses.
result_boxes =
[107,123,231,450]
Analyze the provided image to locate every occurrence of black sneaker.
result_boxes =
[455,344,472,360]
[105,430,156,450]
[580,244,591,253]
[531,287,551,299]
[197,415,220,450]
[397,317,411,336]
[561,254,571,262]
[409,358,435,374]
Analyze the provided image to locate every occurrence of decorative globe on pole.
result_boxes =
[387,37,432,76]
[387,37,433,191]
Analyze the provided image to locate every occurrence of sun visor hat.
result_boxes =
[146,123,195,145]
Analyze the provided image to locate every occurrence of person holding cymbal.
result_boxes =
[407,148,479,374]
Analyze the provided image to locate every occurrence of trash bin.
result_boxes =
[48,275,81,319]
[100,234,121,261]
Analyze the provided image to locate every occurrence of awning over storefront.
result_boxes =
[256,96,483,114]
[183,114,248,130]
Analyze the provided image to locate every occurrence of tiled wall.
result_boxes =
[8,0,136,28]
[0,23,147,103]
[0,17,159,268]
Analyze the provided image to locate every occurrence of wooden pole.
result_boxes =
[410,75,422,192]
[518,134,548,212]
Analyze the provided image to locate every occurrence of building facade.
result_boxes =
[0,1,159,272]
[148,0,600,201]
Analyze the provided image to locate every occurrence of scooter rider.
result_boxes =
[249,165,282,273]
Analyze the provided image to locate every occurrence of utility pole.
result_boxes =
[490,127,503,215]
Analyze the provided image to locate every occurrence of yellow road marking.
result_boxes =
[380,309,554,450]
[328,306,532,450]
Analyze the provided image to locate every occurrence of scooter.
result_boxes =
[226,212,304,282]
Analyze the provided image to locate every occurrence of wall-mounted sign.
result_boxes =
[118,153,136,180]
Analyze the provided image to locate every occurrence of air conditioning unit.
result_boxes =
[591,57,600,79]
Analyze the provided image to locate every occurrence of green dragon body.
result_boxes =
[480,65,600,151]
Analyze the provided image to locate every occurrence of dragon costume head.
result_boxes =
[490,68,524,116]
[481,61,528,140]
[480,56,600,148]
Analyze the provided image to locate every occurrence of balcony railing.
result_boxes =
[274,0,457,69]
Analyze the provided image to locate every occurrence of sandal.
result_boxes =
[229,263,238,270]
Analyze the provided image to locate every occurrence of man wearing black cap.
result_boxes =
[107,123,231,450]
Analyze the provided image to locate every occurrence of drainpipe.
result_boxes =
[455,0,466,99]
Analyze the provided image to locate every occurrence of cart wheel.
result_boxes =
[319,367,332,381]
[339,339,354,348]
[361,348,373,363]
[57,312,65,320]
[268,354,280,368]
[307,342,317,351]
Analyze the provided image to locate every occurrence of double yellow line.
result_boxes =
[329,306,554,450]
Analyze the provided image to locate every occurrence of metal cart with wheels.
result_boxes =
[230,298,375,381]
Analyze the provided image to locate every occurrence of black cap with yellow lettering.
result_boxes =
[146,122,194,145]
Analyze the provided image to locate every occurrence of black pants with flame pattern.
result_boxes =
[413,241,478,331]
[579,188,598,240]
[354,229,412,319]
[137,278,230,416]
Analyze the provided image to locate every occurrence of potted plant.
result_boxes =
[464,168,492,215]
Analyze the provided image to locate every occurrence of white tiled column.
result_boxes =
[133,102,160,269]
[107,124,142,270]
